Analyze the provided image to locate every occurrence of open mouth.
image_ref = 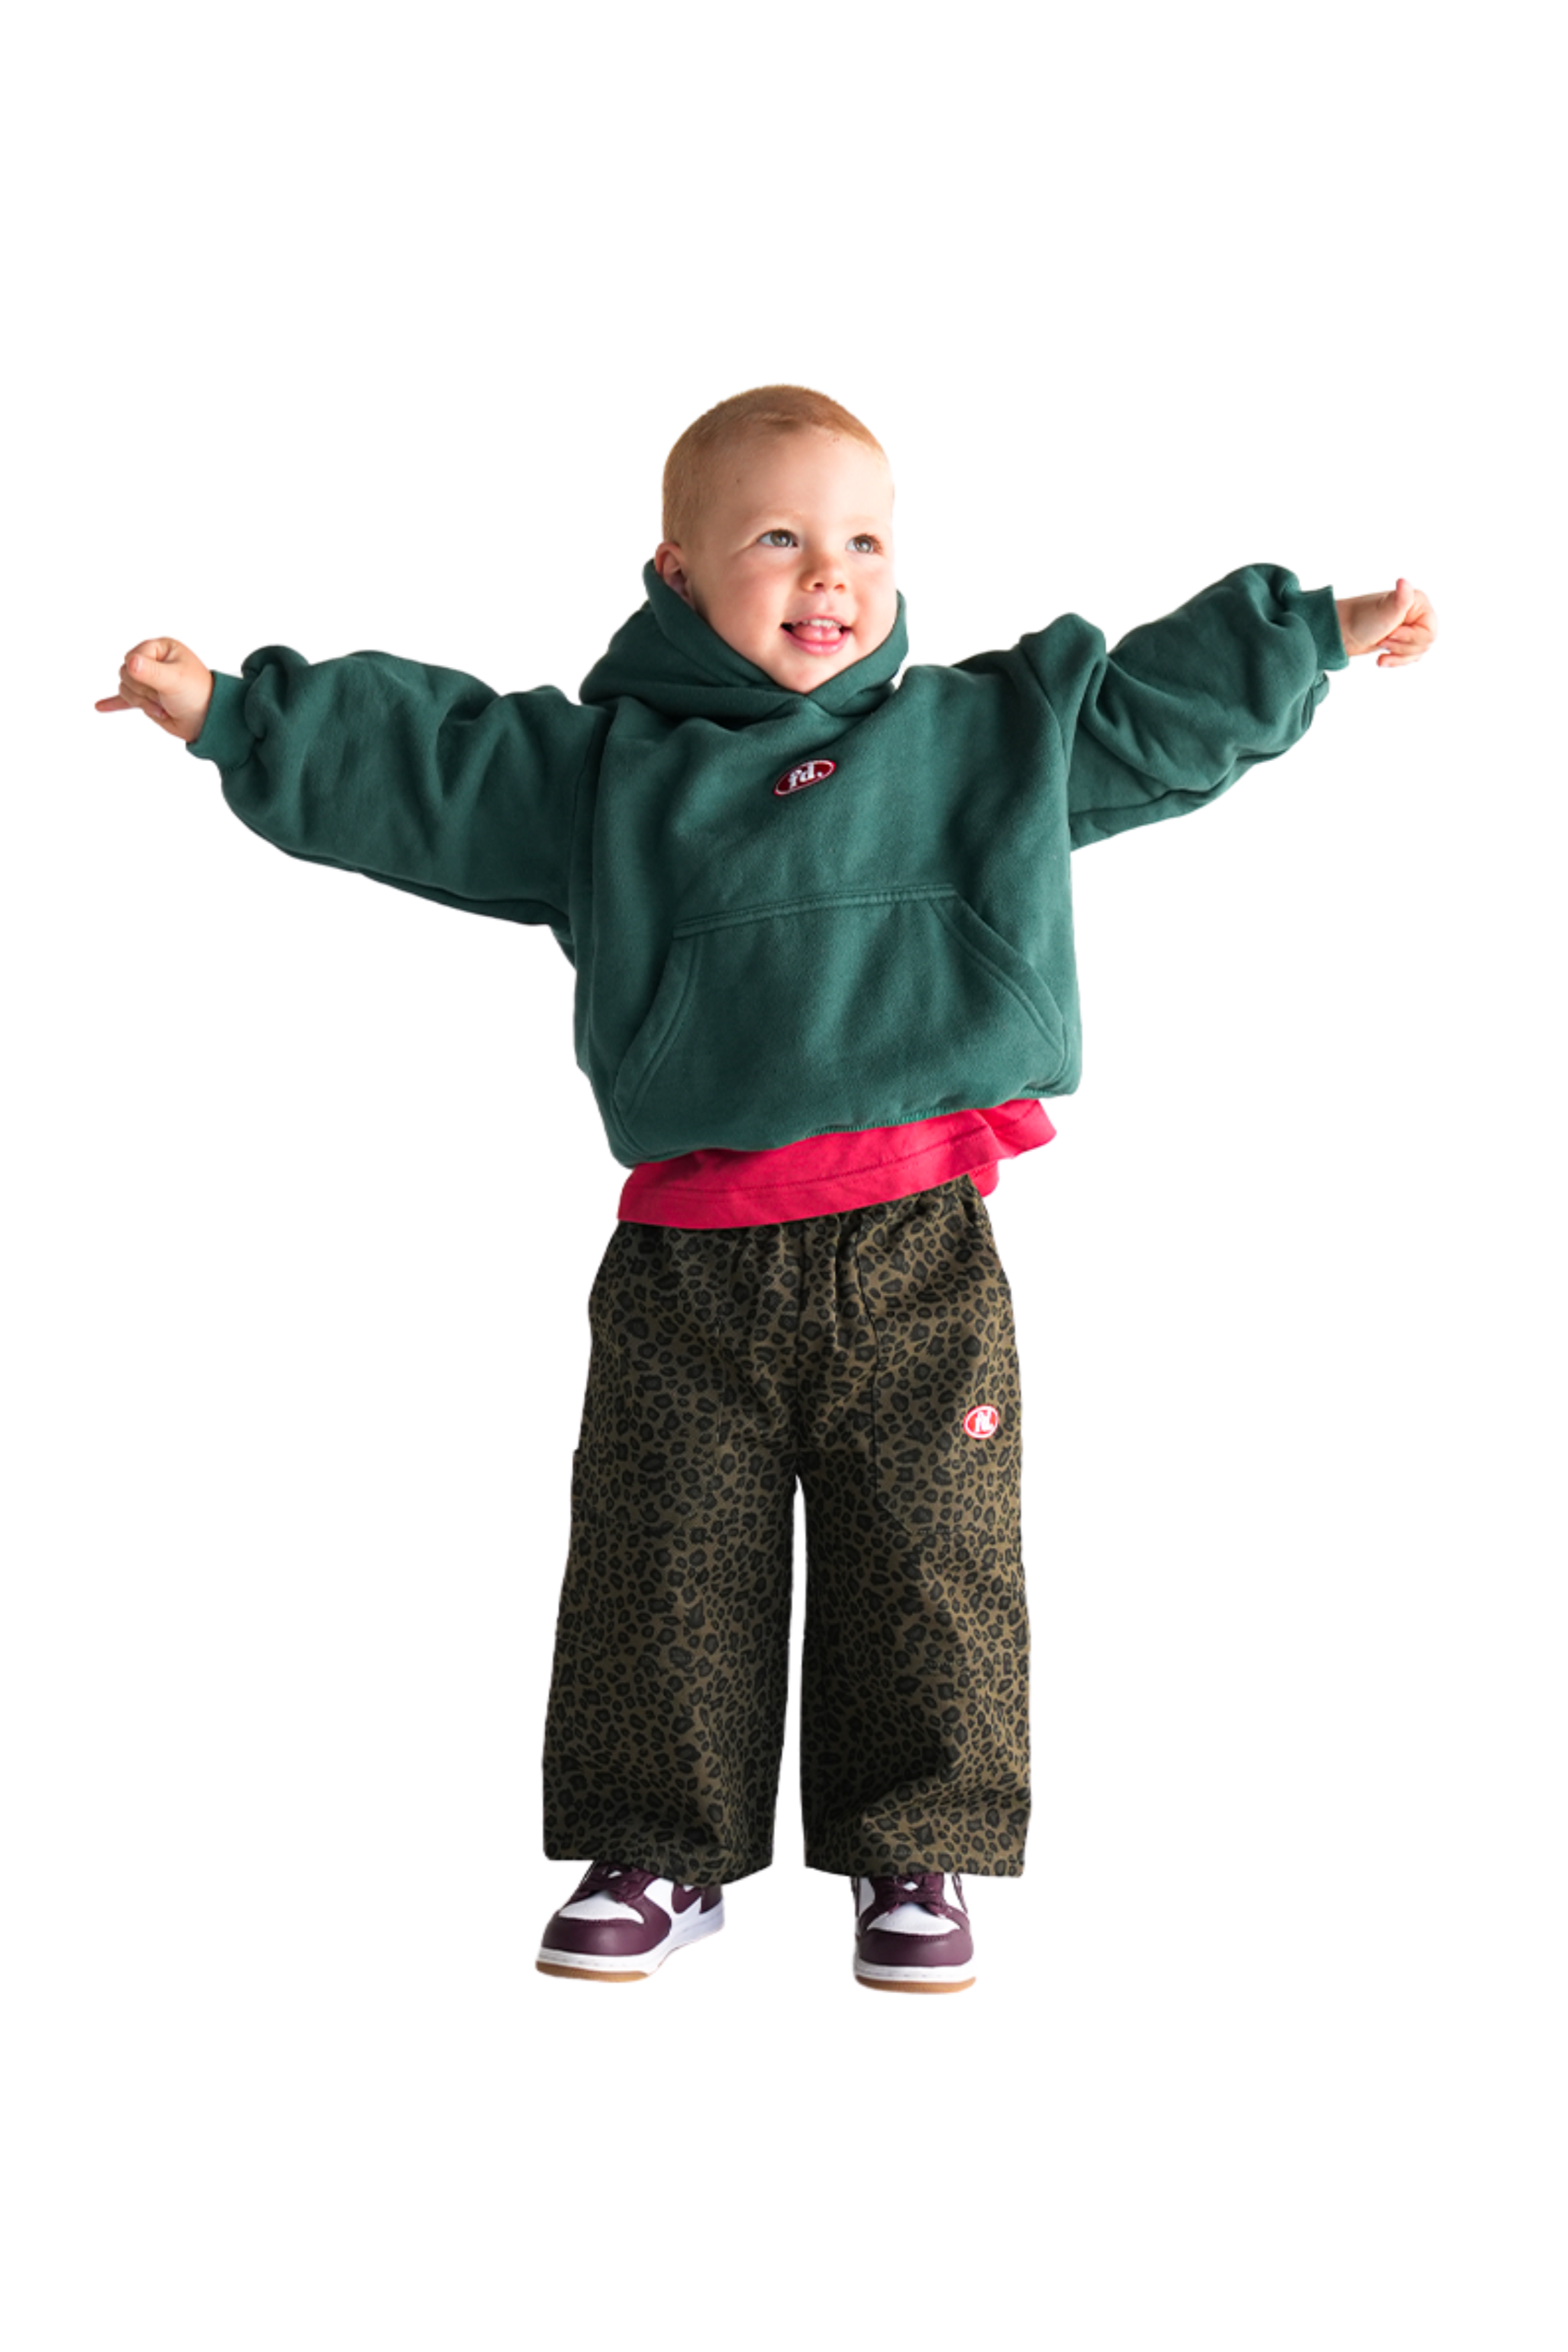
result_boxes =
[783,619,852,654]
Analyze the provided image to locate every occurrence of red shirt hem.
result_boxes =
[615,1098,1056,1229]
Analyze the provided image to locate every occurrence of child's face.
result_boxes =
[654,429,896,693]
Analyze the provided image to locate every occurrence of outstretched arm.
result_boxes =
[100,636,606,935]
[1015,566,1436,850]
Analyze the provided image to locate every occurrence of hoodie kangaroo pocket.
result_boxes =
[612,885,1066,1160]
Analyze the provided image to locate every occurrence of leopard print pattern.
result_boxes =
[542,1174,1029,1884]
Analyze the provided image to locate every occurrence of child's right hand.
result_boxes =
[95,639,214,744]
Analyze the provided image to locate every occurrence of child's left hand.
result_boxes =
[1335,578,1438,667]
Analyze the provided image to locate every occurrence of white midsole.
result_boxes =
[538,1898,725,1974]
[854,1955,976,1985]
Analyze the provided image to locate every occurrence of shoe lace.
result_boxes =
[879,1872,946,1909]
[866,1870,964,1924]
[574,1861,654,1905]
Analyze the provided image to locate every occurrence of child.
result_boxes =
[98,385,1436,1994]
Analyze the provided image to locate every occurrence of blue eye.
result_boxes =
[850,535,880,553]
[759,529,797,547]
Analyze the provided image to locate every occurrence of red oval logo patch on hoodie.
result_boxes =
[963,1404,1001,1440]
[774,758,836,797]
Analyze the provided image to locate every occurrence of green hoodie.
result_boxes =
[187,561,1348,1167]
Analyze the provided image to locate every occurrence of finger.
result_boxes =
[95,694,134,712]
[1372,615,1434,650]
[118,659,170,710]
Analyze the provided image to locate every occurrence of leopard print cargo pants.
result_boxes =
[542,1173,1029,1884]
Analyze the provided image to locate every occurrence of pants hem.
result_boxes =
[544,1842,773,1888]
[804,1852,1026,1880]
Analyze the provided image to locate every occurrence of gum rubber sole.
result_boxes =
[536,1960,650,1983]
[856,1974,975,1994]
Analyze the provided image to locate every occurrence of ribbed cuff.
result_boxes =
[184,670,256,767]
[1295,582,1350,672]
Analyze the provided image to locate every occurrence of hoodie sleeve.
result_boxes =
[1016,566,1349,849]
[186,645,606,934]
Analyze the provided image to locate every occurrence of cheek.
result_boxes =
[738,579,785,637]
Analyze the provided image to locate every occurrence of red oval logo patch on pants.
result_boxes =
[963,1404,1001,1440]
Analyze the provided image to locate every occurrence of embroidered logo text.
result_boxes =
[773,758,836,797]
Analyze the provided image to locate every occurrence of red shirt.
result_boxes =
[616,1098,1054,1229]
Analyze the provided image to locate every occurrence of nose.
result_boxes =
[799,543,847,592]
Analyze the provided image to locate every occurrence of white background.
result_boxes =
[6,2,1562,2344]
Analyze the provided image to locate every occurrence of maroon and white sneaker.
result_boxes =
[852,1872,976,1993]
[536,1862,725,1981]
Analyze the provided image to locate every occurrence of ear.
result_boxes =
[653,542,695,606]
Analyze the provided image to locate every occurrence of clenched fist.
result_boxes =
[95,640,214,744]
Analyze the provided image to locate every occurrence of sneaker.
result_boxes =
[852,1872,976,1993]
[536,1862,725,1981]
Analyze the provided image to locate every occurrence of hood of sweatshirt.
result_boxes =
[578,560,910,725]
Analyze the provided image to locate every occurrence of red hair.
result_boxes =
[662,385,889,544]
